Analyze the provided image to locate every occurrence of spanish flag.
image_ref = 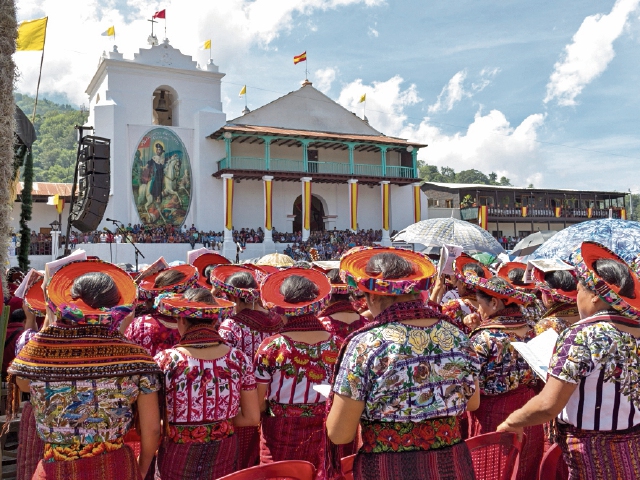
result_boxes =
[101,26,115,37]
[293,51,307,64]
[17,17,48,51]
[359,93,366,103]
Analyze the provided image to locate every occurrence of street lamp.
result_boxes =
[49,220,61,232]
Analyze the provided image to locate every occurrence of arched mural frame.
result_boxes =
[131,126,192,227]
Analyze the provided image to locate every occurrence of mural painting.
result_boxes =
[132,127,192,226]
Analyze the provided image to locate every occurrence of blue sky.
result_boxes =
[14,0,640,192]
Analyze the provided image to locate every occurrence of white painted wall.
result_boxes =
[84,42,226,232]
[9,202,72,234]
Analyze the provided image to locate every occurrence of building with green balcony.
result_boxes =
[209,80,426,245]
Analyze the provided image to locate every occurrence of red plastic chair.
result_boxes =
[341,454,356,480]
[465,432,524,480]
[538,443,569,480]
[217,460,316,480]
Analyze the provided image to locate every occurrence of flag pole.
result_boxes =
[32,25,48,122]
[164,18,167,39]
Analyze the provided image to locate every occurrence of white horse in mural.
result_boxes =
[163,154,181,198]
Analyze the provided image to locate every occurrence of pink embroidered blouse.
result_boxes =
[154,347,256,425]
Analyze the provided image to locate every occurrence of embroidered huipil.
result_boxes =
[533,304,578,336]
[470,315,538,396]
[549,320,640,431]
[154,348,256,443]
[30,375,160,445]
[218,310,283,359]
[441,297,476,334]
[334,320,480,422]
[125,314,181,357]
[319,302,368,345]
[254,334,339,405]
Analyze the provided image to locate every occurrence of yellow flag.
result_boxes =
[239,85,246,97]
[200,39,211,50]
[101,26,115,37]
[17,17,48,51]
[359,93,366,103]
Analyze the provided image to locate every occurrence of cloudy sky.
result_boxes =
[14,0,640,192]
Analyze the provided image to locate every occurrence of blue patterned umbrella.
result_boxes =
[529,219,640,263]
[393,218,505,255]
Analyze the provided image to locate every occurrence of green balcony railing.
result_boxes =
[217,156,414,178]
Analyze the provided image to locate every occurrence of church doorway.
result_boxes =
[293,194,325,232]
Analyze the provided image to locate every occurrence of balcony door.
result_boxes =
[293,194,325,233]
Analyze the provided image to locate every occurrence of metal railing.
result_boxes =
[217,156,414,178]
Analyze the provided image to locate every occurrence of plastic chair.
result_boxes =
[465,432,524,480]
[538,443,569,480]
[217,460,316,480]
[341,454,356,480]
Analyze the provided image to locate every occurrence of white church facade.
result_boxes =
[84,40,427,260]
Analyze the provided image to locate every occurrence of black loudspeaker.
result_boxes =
[70,136,111,232]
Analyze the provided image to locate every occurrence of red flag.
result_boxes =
[293,51,307,65]
[153,9,166,19]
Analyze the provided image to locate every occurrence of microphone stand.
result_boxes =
[108,219,145,272]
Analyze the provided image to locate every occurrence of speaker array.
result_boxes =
[70,136,111,232]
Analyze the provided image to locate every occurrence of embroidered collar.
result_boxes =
[280,314,325,333]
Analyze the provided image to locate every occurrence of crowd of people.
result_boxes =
[4,240,640,480]
[279,229,398,261]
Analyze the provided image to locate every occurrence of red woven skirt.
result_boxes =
[557,423,640,480]
[32,444,141,480]
[155,435,237,480]
[260,414,325,469]
[469,387,543,480]
[235,425,260,469]
[17,402,45,480]
[353,441,475,480]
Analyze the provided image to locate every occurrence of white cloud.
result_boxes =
[337,75,421,134]
[314,67,337,93]
[368,26,379,38]
[544,0,640,106]
[427,67,500,113]
[337,75,545,185]
[472,67,500,92]
[13,0,383,104]
[428,70,467,113]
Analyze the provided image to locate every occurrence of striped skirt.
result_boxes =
[353,441,475,480]
[32,444,141,480]
[17,402,45,480]
[557,423,640,480]
[260,414,325,469]
[469,386,543,480]
[155,436,237,480]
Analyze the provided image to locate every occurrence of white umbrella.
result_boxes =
[394,218,505,255]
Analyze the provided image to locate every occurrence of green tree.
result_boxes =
[14,94,87,183]
[456,169,490,184]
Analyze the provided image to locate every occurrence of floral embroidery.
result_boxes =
[549,321,640,409]
[471,324,537,395]
[360,417,461,453]
[255,334,339,405]
[267,401,326,417]
[43,437,124,462]
[167,420,234,444]
[155,348,256,426]
[334,321,479,422]
[441,298,475,334]
[125,314,181,357]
